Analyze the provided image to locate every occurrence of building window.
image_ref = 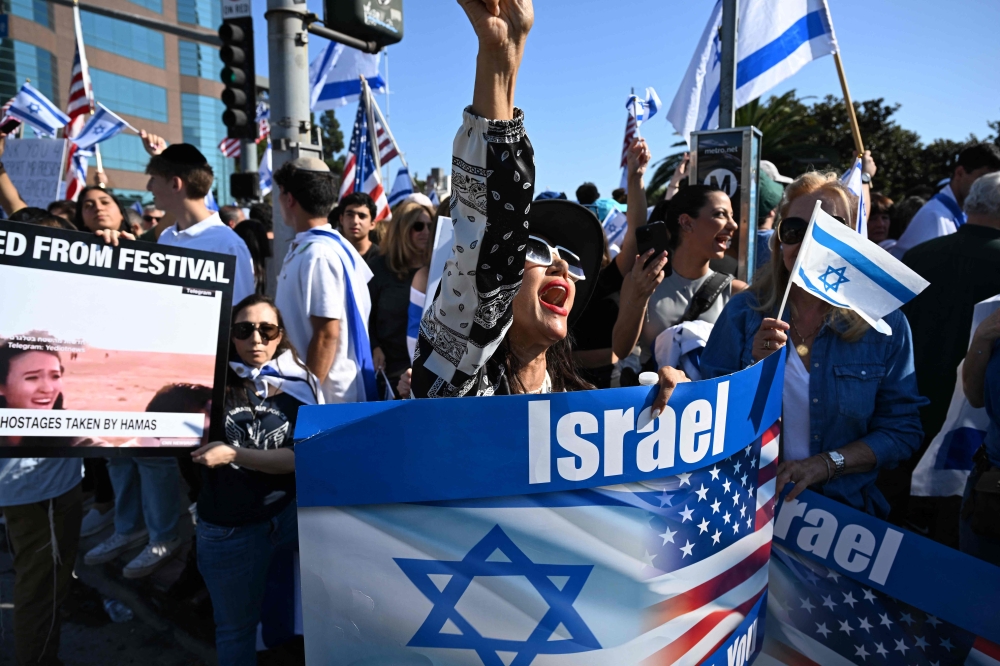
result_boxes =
[177,0,220,29]
[99,134,150,173]
[125,0,162,13]
[181,93,230,203]
[90,69,167,122]
[0,39,58,107]
[81,11,164,68]
[6,0,52,28]
[178,40,220,80]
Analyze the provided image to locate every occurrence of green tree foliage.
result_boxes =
[646,90,999,203]
[318,111,346,176]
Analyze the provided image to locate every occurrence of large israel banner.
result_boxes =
[294,351,785,665]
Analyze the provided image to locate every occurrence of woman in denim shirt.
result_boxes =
[701,172,925,518]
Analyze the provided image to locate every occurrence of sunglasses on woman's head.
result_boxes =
[777,214,849,245]
[525,235,586,282]
[232,322,282,342]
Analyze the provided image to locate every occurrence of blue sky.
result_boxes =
[251,0,1000,196]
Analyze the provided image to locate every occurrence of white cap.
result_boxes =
[760,160,793,184]
[638,372,659,386]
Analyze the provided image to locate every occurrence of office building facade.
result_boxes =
[1,0,233,204]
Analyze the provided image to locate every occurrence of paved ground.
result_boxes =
[0,504,304,666]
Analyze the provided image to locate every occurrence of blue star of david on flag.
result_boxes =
[28,102,41,113]
[395,524,600,666]
[818,265,850,293]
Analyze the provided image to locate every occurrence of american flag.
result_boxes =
[375,120,398,165]
[620,111,638,169]
[63,5,93,201]
[625,421,780,664]
[761,544,1000,666]
[219,137,241,158]
[338,91,390,221]
[256,101,269,144]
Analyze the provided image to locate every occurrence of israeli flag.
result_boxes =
[406,285,423,363]
[259,141,273,197]
[7,82,70,137]
[788,202,929,335]
[667,0,838,144]
[625,87,661,126]
[387,166,415,207]
[309,41,386,112]
[71,103,135,152]
[840,156,867,238]
[602,208,629,258]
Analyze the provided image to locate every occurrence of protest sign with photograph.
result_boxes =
[2,138,68,209]
[0,219,234,456]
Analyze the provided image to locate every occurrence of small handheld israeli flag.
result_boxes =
[785,201,929,334]
[7,82,70,137]
[386,166,414,207]
[840,156,867,238]
[625,87,661,130]
[259,141,273,197]
[71,103,136,151]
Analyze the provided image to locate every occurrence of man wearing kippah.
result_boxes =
[83,133,256,579]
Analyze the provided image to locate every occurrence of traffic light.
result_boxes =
[219,17,257,141]
[324,0,404,48]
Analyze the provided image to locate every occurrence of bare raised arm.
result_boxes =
[458,0,534,120]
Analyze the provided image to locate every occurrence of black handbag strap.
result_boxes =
[682,272,733,323]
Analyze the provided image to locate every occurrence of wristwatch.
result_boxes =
[825,451,846,480]
[860,172,872,185]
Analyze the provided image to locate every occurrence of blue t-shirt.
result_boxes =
[0,458,83,507]
[984,340,1000,468]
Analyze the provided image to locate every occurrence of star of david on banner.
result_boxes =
[395,525,600,666]
[818,265,850,292]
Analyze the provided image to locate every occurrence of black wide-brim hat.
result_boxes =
[526,199,606,327]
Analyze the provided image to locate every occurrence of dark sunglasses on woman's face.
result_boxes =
[776,214,848,245]
[411,221,430,232]
[232,322,282,342]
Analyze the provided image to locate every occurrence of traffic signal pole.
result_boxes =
[264,0,317,295]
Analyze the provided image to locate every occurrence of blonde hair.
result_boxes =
[751,170,869,342]
[381,201,435,279]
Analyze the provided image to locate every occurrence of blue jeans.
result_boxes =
[106,456,181,543]
[959,468,1000,566]
[196,501,299,666]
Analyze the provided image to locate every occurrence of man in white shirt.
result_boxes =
[145,142,256,302]
[892,143,1000,258]
[273,157,377,404]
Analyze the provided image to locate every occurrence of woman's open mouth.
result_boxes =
[538,280,570,316]
[715,232,733,250]
[31,396,54,407]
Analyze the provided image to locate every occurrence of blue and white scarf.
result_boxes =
[230,350,322,406]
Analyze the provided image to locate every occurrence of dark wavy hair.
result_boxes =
[502,336,593,394]
[226,294,314,405]
[72,186,129,233]
[0,339,64,409]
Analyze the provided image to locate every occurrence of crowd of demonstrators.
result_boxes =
[891,143,1000,258]
[368,200,435,395]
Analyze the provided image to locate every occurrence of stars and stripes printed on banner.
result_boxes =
[760,544,1000,666]
[338,90,390,222]
[219,137,241,158]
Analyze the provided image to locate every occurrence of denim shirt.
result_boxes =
[701,291,926,518]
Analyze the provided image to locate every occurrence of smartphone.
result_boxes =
[635,222,672,276]
[0,118,21,135]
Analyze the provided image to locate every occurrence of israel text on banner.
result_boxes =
[294,351,786,664]
[761,490,1000,665]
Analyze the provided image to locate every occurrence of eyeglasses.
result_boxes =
[142,215,161,223]
[777,214,848,245]
[411,220,431,232]
[232,322,282,342]
[525,235,586,282]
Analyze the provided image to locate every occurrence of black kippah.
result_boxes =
[160,143,209,167]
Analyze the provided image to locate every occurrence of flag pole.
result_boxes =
[361,76,381,174]
[776,200,824,324]
[369,89,407,169]
[833,51,864,156]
